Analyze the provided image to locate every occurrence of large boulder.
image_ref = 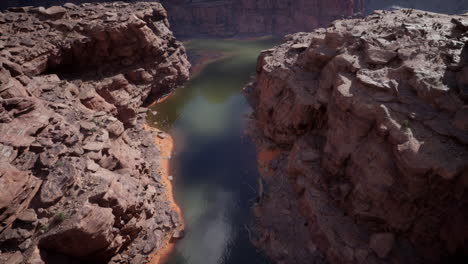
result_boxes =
[39,204,115,259]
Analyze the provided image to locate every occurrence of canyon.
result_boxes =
[0,0,467,264]
[0,2,189,263]
[160,0,364,38]
[246,8,468,264]
[157,0,466,38]
[0,0,365,38]
[1,1,466,38]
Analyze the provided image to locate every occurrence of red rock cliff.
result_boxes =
[160,0,364,38]
[0,2,189,263]
[246,9,468,264]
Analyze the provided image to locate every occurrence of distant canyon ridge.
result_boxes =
[1,0,467,37]
[159,0,364,37]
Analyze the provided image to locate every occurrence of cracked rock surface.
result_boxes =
[246,9,468,264]
[0,2,189,263]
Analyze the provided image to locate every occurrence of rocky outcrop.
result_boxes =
[0,2,189,263]
[0,1,125,11]
[160,0,364,38]
[246,9,468,263]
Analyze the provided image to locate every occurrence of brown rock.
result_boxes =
[369,233,395,259]
[1,60,23,77]
[0,163,41,233]
[63,3,78,9]
[26,246,45,264]
[106,120,125,137]
[6,251,23,264]
[0,2,189,262]
[22,56,48,76]
[83,142,104,151]
[248,9,468,264]
[86,159,100,172]
[39,159,79,205]
[172,229,185,239]
[365,46,397,65]
[17,209,37,223]
[39,204,115,258]
[0,143,17,163]
[38,6,67,19]
[0,77,29,98]
[79,87,117,114]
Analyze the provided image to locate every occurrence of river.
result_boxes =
[147,38,278,264]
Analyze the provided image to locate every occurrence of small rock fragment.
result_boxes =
[172,229,185,239]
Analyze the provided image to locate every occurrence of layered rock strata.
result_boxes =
[160,0,364,38]
[246,9,468,264]
[0,2,189,263]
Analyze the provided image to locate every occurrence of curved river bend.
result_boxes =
[148,38,278,264]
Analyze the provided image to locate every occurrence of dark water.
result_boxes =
[147,38,278,264]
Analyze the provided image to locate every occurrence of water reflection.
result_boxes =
[148,38,278,264]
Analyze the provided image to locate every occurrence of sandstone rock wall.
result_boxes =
[160,0,363,38]
[0,0,139,10]
[0,2,189,263]
[3,1,467,38]
[247,9,468,263]
[364,0,468,15]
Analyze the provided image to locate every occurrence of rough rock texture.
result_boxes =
[2,1,467,37]
[160,0,364,38]
[246,9,468,264]
[0,2,189,263]
[0,1,139,11]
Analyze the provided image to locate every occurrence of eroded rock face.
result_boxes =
[160,0,364,38]
[247,9,468,263]
[0,2,189,263]
[364,0,468,15]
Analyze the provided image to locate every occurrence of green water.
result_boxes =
[147,37,278,264]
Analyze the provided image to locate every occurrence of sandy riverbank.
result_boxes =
[144,124,184,264]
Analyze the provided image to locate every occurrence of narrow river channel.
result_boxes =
[147,38,278,264]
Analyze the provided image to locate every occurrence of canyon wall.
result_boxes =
[2,1,467,38]
[0,0,140,10]
[0,2,189,263]
[364,0,468,15]
[246,9,468,264]
[160,0,364,38]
